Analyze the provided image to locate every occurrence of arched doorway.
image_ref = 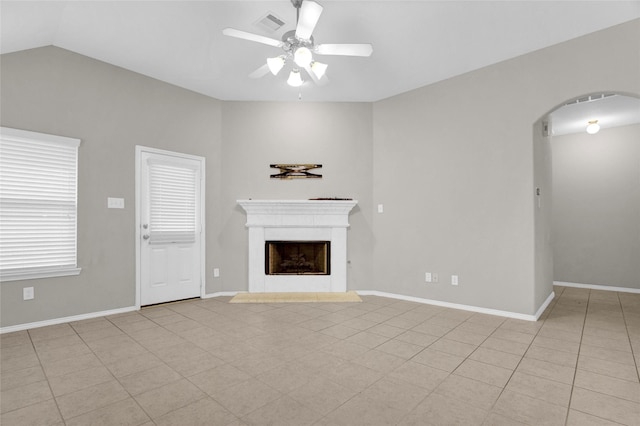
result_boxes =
[533,92,640,304]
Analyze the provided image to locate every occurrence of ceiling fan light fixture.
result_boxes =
[294,46,313,67]
[310,61,328,79]
[222,0,373,90]
[267,56,286,75]
[586,119,600,134]
[287,69,304,87]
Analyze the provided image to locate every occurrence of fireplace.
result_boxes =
[266,241,330,275]
[237,199,357,293]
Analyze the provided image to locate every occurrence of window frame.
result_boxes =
[0,127,82,282]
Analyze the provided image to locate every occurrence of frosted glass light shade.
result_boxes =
[586,120,600,134]
[287,69,304,87]
[311,61,328,79]
[267,56,285,75]
[294,47,313,67]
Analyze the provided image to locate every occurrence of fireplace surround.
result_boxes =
[237,199,357,292]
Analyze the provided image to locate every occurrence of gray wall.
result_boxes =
[219,102,374,293]
[552,123,640,289]
[0,48,374,328]
[0,47,223,327]
[1,19,639,327]
[372,19,640,315]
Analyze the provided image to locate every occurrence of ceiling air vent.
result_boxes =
[564,93,616,106]
[254,13,286,33]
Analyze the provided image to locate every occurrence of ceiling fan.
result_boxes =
[222,0,373,87]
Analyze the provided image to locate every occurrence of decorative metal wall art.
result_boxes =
[270,164,322,179]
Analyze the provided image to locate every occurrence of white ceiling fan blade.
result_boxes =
[316,43,373,57]
[295,0,323,40]
[303,64,329,86]
[222,28,283,48]
[249,63,270,79]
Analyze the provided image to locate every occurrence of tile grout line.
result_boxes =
[618,292,640,384]
[7,288,637,426]
[25,327,67,425]
[70,315,154,425]
[301,300,425,425]
[562,288,590,426]
[473,301,554,424]
[143,304,246,424]
[300,300,451,425]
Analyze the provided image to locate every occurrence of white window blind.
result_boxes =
[0,127,81,281]
[147,160,197,244]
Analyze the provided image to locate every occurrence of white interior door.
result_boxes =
[138,148,203,306]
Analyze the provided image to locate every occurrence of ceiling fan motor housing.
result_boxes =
[282,30,315,55]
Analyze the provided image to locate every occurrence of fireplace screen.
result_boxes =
[265,241,330,275]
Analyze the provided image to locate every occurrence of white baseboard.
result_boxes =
[2,287,564,333]
[0,306,138,334]
[535,291,556,319]
[1,293,238,333]
[554,281,640,294]
[356,290,554,322]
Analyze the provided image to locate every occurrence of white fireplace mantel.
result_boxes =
[237,199,357,293]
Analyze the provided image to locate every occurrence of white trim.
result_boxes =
[554,281,640,294]
[202,291,239,299]
[535,291,556,319]
[356,290,555,321]
[135,146,206,308]
[0,267,81,282]
[0,306,137,334]
[1,126,80,148]
[237,199,356,293]
[1,289,560,333]
[135,148,142,308]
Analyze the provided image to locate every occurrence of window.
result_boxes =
[147,159,198,244]
[0,127,81,281]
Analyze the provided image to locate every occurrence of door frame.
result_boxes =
[135,145,206,309]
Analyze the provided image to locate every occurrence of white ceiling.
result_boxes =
[550,94,640,136]
[1,1,639,102]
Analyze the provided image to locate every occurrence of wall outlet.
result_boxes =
[107,197,125,209]
[432,273,439,283]
[451,275,459,286]
[23,287,34,300]
[377,204,384,213]
[425,272,432,283]
[213,268,220,278]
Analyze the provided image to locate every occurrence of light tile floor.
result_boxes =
[1,285,639,425]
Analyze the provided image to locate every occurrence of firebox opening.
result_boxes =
[265,241,330,275]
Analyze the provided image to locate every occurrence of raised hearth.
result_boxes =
[237,199,357,293]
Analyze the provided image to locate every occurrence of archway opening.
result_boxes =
[533,92,640,303]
